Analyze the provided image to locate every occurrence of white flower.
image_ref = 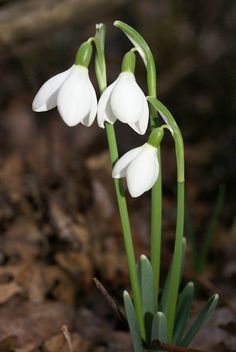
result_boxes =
[112,143,159,197]
[32,65,97,127]
[97,72,149,135]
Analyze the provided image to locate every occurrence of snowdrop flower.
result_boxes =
[97,51,149,135]
[32,41,97,127]
[112,128,164,197]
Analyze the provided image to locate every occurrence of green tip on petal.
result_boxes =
[75,41,93,67]
[121,51,136,73]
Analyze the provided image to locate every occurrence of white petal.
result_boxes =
[110,72,146,123]
[129,96,149,135]
[32,67,72,112]
[57,65,91,127]
[126,144,159,197]
[81,80,97,127]
[112,146,143,178]
[97,81,117,128]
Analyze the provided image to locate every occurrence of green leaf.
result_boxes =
[151,311,168,343]
[160,238,186,315]
[195,185,225,274]
[173,282,194,344]
[137,255,155,341]
[123,291,144,352]
[181,294,219,347]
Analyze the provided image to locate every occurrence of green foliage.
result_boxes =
[180,294,219,347]
[137,255,155,342]
[151,311,168,343]
[173,282,195,344]
[123,291,144,352]
[187,185,225,274]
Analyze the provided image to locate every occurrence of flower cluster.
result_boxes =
[32,41,162,197]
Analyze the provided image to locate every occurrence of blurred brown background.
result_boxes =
[0,1,235,351]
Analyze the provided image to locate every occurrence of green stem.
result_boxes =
[113,20,162,312]
[93,24,145,339]
[149,68,162,314]
[150,156,162,312]
[166,142,185,340]
[105,123,145,339]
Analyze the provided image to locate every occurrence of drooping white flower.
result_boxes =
[32,41,97,127]
[97,51,149,135]
[112,143,159,197]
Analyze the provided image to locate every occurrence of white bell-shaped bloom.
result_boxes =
[32,65,97,127]
[97,72,149,135]
[112,143,159,197]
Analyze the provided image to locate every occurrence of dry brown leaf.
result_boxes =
[0,299,74,349]
[0,282,22,304]
[55,252,93,287]
[76,308,112,343]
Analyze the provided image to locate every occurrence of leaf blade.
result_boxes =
[181,294,219,347]
[123,291,144,352]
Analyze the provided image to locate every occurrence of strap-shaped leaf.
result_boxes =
[160,238,186,314]
[173,282,194,344]
[181,294,219,347]
[196,185,225,274]
[137,255,155,341]
[137,255,155,315]
[151,311,168,343]
[123,291,144,352]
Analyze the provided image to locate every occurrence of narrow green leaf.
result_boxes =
[138,255,155,315]
[151,311,168,343]
[196,185,225,274]
[137,255,155,341]
[181,294,219,347]
[123,291,144,352]
[173,282,194,344]
[160,238,186,314]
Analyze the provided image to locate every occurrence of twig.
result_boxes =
[61,325,74,352]
[93,277,126,321]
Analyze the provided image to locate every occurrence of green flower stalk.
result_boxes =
[147,97,184,339]
[93,23,146,340]
[114,20,163,312]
